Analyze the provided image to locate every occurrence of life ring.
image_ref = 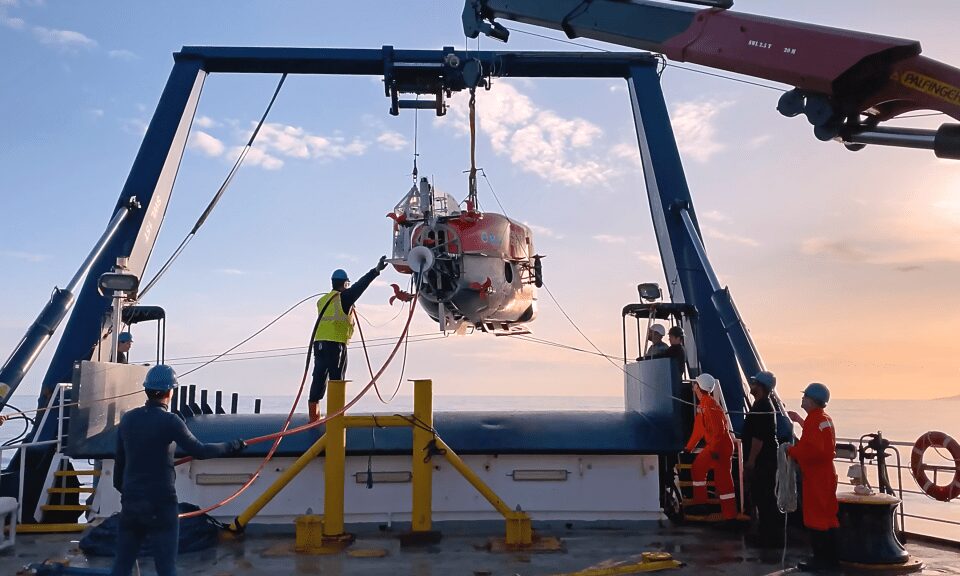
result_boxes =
[910,431,960,502]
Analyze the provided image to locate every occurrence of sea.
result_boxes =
[2,395,957,541]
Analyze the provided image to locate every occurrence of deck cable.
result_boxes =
[137,73,288,301]
[503,25,785,92]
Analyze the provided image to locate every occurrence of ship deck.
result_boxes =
[5,521,959,576]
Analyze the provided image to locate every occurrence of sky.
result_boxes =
[1,0,959,411]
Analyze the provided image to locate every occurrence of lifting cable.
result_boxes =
[138,73,288,301]
[178,290,317,378]
[177,274,424,519]
[355,274,418,404]
[472,166,694,410]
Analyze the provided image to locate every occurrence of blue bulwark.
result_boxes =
[66,411,685,459]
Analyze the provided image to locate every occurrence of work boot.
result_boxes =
[797,559,841,573]
[683,504,712,517]
[308,402,320,423]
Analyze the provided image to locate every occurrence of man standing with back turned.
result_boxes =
[112,364,245,576]
[309,256,389,422]
[742,370,784,548]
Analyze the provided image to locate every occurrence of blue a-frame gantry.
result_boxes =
[2,46,771,449]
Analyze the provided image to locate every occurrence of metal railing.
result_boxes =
[0,384,71,523]
[835,436,959,537]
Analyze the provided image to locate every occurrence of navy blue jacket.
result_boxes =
[114,399,234,503]
[337,267,381,312]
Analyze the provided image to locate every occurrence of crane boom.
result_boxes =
[464,0,960,158]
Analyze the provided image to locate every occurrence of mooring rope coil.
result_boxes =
[776,441,798,513]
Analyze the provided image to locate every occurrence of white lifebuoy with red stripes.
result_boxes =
[910,431,960,502]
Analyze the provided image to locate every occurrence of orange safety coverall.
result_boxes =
[685,392,737,519]
[786,407,840,530]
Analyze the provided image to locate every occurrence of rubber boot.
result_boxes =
[309,401,320,423]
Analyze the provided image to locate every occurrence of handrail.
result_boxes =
[11,384,71,524]
[833,434,960,539]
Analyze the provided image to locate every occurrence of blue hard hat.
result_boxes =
[803,382,830,405]
[118,332,133,344]
[143,364,178,391]
[331,269,349,282]
[749,370,776,391]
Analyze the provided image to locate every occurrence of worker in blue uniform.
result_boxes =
[111,365,245,576]
[308,256,389,422]
[743,370,784,548]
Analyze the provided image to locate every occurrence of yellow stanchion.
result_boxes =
[412,379,433,533]
[323,379,347,538]
[228,434,328,532]
[434,437,532,546]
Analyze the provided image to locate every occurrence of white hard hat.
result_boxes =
[694,373,717,394]
[649,324,666,336]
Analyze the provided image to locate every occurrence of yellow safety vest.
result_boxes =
[313,291,355,343]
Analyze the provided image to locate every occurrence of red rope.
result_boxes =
[177,291,419,519]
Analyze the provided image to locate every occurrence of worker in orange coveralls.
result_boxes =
[787,382,840,572]
[684,373,737,520]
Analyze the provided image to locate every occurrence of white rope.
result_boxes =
[776,442,798,513]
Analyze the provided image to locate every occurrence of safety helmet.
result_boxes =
[749,370,776,391]
[143,364,178,391]
[118,332,133,344]
[668,325,684,338]
[331,269,350,282]
[694,373,717,394]
[802,382,830,405]
[648,324,666,337]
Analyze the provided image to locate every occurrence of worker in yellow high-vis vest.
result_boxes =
[308,255,389,422]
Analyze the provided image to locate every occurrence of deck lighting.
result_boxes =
[354,471,412,484]
[509,469,569,482]
[196,473,253,486]
[637,283,661,302]
[98,272,139,295]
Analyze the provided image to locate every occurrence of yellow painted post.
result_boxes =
[229,434,327,532]
[323,379,347,537]
[435,438,512,516]
[435,437,532,546]
[411,379,433,532]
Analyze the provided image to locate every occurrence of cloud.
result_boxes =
[0,12,24,28]
[376,131,408,151]
[188,131,225,157]
[700,210,730,223]
[332,252,359,263]
[107,49,138,61]
[444,82,615,187]
[251,122,367,162]
[609,142,641,168]
[524,222,564,240]
[32,26,96,49]
[216,268,248,276]
[3,250,50,262]
[798,181,960,267]
[194,115,217,128]
[232,146,283,170]
[800,237,870,261]
[748,134,772,149]
[87,108,104,119]
[635,252,661,267]
[702,225,758,247]
[669,100,731,162]
[592,234,626,244]
[122,118,148,136]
